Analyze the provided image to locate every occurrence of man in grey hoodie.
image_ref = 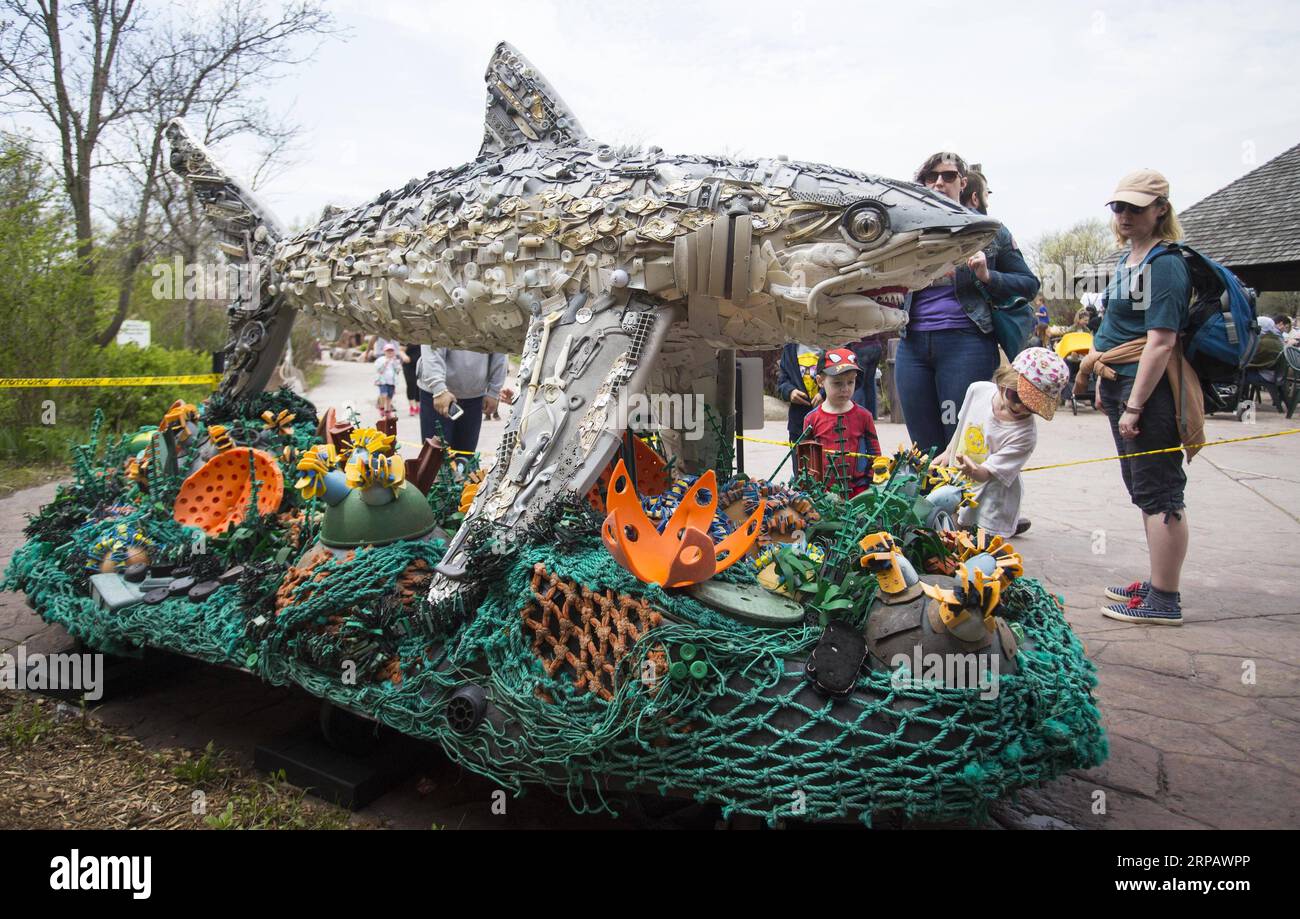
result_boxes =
[416,348,511,452]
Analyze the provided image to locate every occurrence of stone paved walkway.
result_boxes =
[3,356,1297,828]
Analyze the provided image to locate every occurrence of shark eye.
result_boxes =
[843,201,890,246]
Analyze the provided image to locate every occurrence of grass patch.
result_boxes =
[0,463,70,499]
[203,768,350,830]
[171,740,222,785]
[302,360,326,392]
[0,697,56,747]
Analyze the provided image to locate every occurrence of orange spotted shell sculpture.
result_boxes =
[173,447,284,536]
[601,460,764,588]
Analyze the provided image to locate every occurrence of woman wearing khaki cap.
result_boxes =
[1088,169,1193,626]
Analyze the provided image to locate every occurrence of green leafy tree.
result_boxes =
[0,136,97,426]
[0,137,208,459]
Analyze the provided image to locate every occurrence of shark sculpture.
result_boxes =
[166,41,1000,607]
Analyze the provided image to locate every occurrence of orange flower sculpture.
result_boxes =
[600,460,764,588]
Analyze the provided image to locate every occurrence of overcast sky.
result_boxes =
[45,1,1300,254]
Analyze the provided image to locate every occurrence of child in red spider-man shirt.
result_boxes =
[801,347,881,496]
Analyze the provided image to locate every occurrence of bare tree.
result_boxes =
[0,0,339,345]
[1030,218,1116,316]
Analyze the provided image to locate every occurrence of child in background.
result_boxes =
[938,347,1069,537]
[802,348,881,497]
[373,343,401,418]
[777,342,823,443]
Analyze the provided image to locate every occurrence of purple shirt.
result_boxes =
[909,281,975,332]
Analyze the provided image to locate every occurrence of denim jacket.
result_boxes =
[900,225,1040,336]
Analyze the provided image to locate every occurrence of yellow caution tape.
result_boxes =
[736,428,1300,470]
[396,438,474,456]
[735,433,875,459]
[1020,427,1300,472]
[0,375,221,388]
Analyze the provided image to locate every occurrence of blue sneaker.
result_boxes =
[1105,580,1150,603]
[1101,593,1182,626]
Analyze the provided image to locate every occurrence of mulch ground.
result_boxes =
[0,690,378,829]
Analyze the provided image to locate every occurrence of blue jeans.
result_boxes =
[894,327,998,454]
[419,391,485,454]
[852,341,883,417]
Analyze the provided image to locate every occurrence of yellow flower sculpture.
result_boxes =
[294,443,341,499]
[208,424,235,452]
[348,427,395,458]
[346,451,405,493]
[295,451,333,500]
[925,464,962,490]
[261,410,296,436]
[951,530,1024,585]
[159,400,199,442]
[125,456,147,486]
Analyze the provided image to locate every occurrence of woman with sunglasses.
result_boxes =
[895,152,1041,457]
[1092,169,1192,626]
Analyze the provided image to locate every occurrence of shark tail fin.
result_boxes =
[164,119,293,401]
[479,41,588,157]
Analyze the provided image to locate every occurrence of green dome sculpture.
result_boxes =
[319,484,436,548]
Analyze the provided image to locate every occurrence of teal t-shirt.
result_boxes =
[1093,244,1192,377]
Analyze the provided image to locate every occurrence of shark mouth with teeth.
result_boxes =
[864,287,907,309]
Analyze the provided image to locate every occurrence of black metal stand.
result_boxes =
[253,702,434,810]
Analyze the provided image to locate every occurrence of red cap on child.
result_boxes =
[821,348,860,376]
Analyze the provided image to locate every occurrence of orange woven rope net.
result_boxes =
[520,562,666,701]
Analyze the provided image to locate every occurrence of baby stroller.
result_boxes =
[1055,331,1094,415]
[1217,334,1297,420]
[1285,344,1300,419]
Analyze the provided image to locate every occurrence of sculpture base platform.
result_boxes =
[254,710,432,810]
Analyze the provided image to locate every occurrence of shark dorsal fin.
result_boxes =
[479,42,587,157]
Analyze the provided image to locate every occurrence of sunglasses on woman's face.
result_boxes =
[923,169,962,185]
[1004,387,1031,414]
[1109,201,1150,215]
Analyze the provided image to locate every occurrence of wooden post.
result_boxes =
[884,337,906,426]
